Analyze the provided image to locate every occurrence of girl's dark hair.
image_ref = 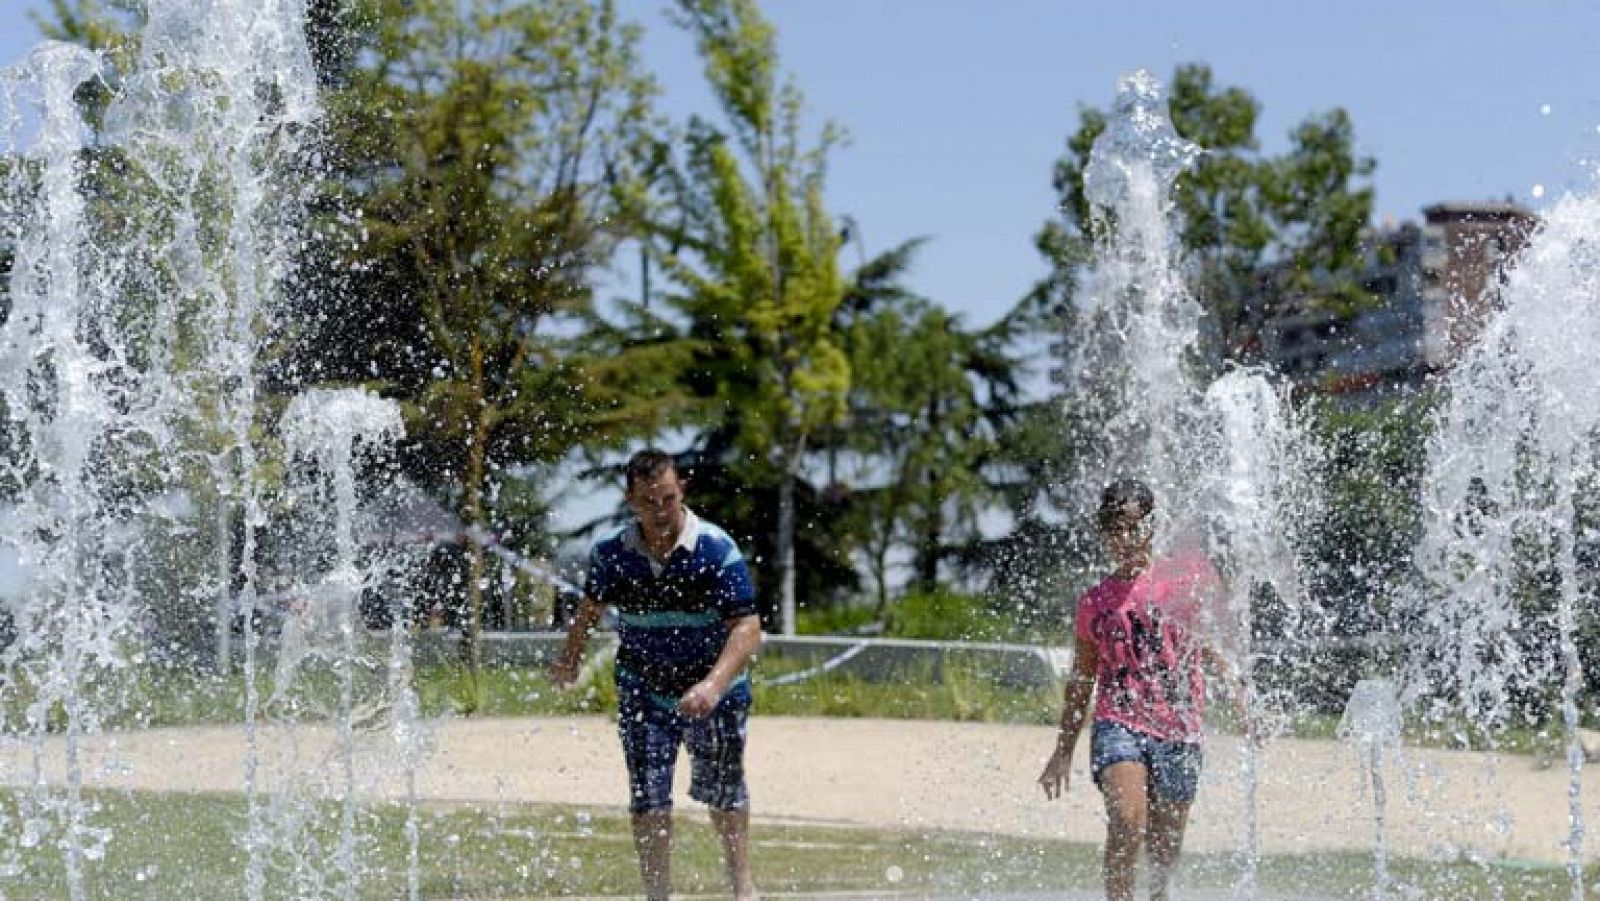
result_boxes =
[625,448,679,490]
[1098,478,1154,529]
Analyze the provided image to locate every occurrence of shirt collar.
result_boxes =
[626,507,700,558]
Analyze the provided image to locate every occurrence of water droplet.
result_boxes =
[1540,103,1553,116]
[885,864,904,883]
[1532,184,1547,199]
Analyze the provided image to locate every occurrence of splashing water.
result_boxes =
[1084,69,1204,218]
[275,388,412,901]
[1407,191,1600,900]
[1338,678,1405,900]
[1067,69,1329,897]
[0,42,128,900]
[0,2,429,898]
[101,2,324,892]
[1200,368,1326,897]
[1069,69,1207,542]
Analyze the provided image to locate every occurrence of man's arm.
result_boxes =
[548,595,605,688]
[1039,635,1097,800]
[677,614,763,718]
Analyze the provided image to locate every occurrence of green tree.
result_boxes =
[295,0,680,691]
[649,0,851,635]
[963,396,1104,637]
[1305,394,1431,633]
[833,255,1022,614]
[988,64,1378,627]
[34,0,139,126]
[1032,63,1376,363]
[33,0,353,665]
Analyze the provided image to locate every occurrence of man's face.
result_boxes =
[628,469,687,539]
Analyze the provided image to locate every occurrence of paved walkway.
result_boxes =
[0,714,1592,868]
[563,893,1325,900]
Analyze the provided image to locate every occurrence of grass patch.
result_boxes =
[2,656,1573,761]
[0,789,1100,898]
[47,654,1059,729]
[753,652,1059,724]
[0,790,1587,899]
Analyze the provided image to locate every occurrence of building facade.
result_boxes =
[1418,202,1538,370]
[1258,201,1536,403]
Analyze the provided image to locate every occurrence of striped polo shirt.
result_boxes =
[584,509,758,698]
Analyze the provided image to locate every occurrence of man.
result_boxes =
[550,449,763,901]
[1037,479,1244,901]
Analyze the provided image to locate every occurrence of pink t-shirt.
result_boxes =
[1074,553,1222,744]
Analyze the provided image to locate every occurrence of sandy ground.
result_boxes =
[0,714,1593,868]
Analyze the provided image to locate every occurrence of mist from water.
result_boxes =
[1406,191,1600,900]
[1068,69,1330,896]
[0,2,428,896]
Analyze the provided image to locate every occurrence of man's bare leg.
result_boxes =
[1147,797,1191,901]
[710,807,758,900]
[1099,763,1150,901]
[631,809,672,901]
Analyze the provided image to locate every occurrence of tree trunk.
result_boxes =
[871,543,890,621]
[777,450,797,636]
[460,341,490,694]
[916,499,941,594]
[917,393,944,593]
[214,498,233,672]
[775,427,810,636]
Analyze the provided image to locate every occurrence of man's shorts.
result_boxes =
[617,676,751,814]
[1089,719,1202,804]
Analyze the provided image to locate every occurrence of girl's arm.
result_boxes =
[1202,644,1253,739]
[1039,634,1098,799]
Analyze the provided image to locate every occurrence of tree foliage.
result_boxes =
[24,7,1434,662]
[290,0,680,681]
[1032,63,1376,363]
[640,0,853,631]
[831,240,1022,613]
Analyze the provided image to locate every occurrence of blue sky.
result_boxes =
[4,0,1600,330]
[4,1,1598,555]
[629,0,1600,327]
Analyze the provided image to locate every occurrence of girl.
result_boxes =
[1038,479,1242,901]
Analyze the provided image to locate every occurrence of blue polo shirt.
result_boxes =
[584,510,758,698]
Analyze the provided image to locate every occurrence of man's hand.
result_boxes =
[676,679,723,718]
[550,596,604,690]
[1037,747,1071,800]
[547,657,580,690]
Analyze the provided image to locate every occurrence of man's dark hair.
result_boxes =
[625,448,679,490]
[1098,478,1154,530]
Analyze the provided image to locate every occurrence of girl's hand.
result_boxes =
[1037,747,1071,800]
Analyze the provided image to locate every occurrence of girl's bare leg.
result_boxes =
[1147,797,1191,901]
[1099,762,1150,901]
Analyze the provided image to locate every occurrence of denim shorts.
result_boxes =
[1089,719,1202,804]
[617,676,751,814]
